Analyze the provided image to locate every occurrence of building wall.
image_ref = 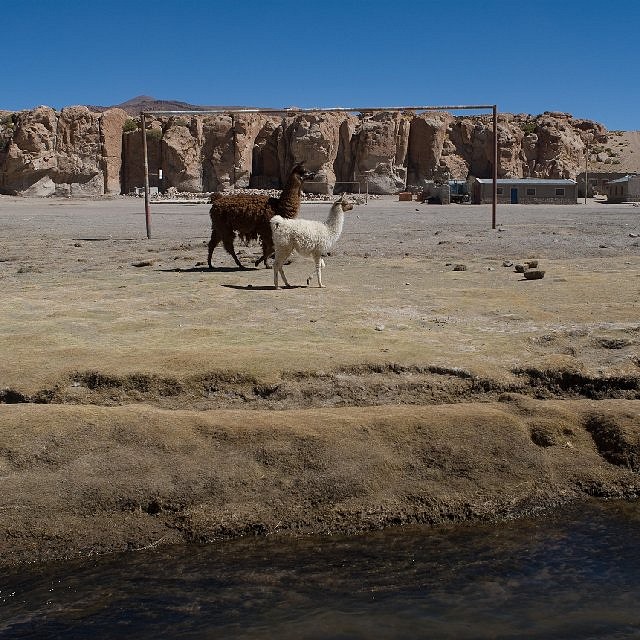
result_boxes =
[474,182,577,204]
[606,175,640,203]
[576,171,629,197]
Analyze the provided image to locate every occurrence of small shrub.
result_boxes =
[123,118,139,133]
[520,121,537,135]
[1,114,14,127]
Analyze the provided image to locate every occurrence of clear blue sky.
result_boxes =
[4,0,638,131]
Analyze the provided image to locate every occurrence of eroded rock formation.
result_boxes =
[0,106,609,196]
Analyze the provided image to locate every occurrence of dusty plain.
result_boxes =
[0,195,639,568]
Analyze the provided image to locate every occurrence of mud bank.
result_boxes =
[1,397,639,569]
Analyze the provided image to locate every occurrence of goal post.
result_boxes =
[139,104,498,238]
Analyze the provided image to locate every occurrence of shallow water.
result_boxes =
[2,499,640,639]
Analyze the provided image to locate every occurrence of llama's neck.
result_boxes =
[276,174,303,218]
[324,204,345,242]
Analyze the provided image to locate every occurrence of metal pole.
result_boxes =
[231,113,237,188]
[492,105,498,229]
[584,139,589,205]
[141,112,151,239]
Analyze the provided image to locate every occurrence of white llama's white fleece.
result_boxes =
[270,197,352,288]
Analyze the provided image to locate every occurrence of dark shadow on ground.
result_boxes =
[221,284,307,291]
[159,266,257,273]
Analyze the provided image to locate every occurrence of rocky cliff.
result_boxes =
[0,106,613,197]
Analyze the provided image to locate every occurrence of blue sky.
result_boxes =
[4,0,638,130]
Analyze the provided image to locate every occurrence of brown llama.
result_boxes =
[206,163,315,269]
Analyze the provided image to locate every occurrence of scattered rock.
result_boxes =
[453,264,467,271]
[502,260,514,267]
[375,324,385,331]
[523,269,545,280]
[629,233,639,238]
[525,259,539,268]
[514,264,526,273]
[132,260,154,268]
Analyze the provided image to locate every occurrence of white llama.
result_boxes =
[270,195,354,289]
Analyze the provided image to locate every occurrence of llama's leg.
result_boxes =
[315,254,326,288]
[221,229,245,269]
[273,248,292,289]
[207,229,220,269]
[257,237,274,269]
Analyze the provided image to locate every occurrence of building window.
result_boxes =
[555,188,565,196]
[526,188,536,196]
[496,187,503,195]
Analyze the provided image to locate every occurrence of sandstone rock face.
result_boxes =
[162,117,204,192]
[0,106,125,196]
[277,112,345,194]
[351,111,412,194]
[0,106,615,197]
[121,118,162,194]
[234,114,280,189]
[54,106,104,196]
[407,112,452,187]
[100,109,129,194]
[250,117,282,189]
[1,106,59,195]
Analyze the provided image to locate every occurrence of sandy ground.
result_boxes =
[1,194,639,567]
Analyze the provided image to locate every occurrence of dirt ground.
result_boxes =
[1,194,639,568]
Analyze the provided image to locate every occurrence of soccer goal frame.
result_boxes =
[139,104,498,238]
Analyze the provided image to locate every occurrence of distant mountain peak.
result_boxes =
[87,96,251,115]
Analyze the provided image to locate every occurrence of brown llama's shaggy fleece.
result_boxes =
[207,163,315,269]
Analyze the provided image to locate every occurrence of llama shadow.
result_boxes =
[159,266,257,273]
[221,284,307,291]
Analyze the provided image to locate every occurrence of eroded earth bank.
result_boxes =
[0,196,639,568]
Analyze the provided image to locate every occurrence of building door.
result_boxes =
[510,188,518,204]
